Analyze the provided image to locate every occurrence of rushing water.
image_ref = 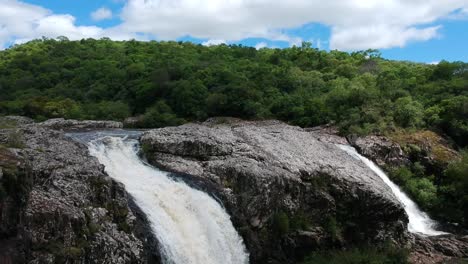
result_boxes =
[82,133,249,264]
[338,144,446,236]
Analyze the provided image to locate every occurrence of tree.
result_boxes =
[169,79,208,119]
[394,97,425,128]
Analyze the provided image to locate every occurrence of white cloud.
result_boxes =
[202,39,226,46]
[0,0,138,48]
[255,42,268,49]
[117,0,467,50]
[428,61,440,65]
[1,0,468,50]
[91,7,112,21]
[331,25,442,50]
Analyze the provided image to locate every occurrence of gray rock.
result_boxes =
[38,118,123,131]
[0,125,154,263]
[410,234,468,263]
[123,116,143,128]
[347,135,410,167]
[306,125,349,145]
[141,119,410,263]
[1,116,35,126]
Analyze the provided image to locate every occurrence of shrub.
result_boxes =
[388,166,437,211]
[301,247,409,264]
[439,151,468,227]
[324,216,342,242]
[139,101,185,128]
[272,210,290,236]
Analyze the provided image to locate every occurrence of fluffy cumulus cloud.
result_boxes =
[91,7,113,21]
[1,0,468,50]
[331,25,442,50]
[0,0,137,48]
[117,0,468,50]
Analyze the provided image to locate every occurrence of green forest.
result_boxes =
[1,38,467,147]
[0,38,467,229]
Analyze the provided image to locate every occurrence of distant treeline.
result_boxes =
[0,38,467,147]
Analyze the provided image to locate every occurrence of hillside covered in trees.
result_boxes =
[0,38,467,148]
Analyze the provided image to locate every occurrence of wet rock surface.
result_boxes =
[141,119,410,263]
[0,125,156,264]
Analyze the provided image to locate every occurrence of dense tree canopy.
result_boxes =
[0,38,467,148]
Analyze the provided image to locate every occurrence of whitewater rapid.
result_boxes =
[88,136,249,264]
[338,144,446,236]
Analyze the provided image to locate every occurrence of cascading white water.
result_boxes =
[88,136,249,264]
[338,144,446,236]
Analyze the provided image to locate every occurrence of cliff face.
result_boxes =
[0,121,157,263]
[2,116,464,263]
[140,119,410,263]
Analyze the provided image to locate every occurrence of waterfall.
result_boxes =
[338,144,446,236]
[88,136,249,264]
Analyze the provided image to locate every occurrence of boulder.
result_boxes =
[347,135,410,167]
[141,119,410,263]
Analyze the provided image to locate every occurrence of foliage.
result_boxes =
[388,166,437,210]
[272,210,290,236]
[301,247,409,264]
[439,151,468,227]
[324,216,343,242]
[138,100,185,128]
[388,153,468,228]
[0,39,466,148]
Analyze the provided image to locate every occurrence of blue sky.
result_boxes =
[3,0,468,63]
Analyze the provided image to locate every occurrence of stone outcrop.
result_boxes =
[347,135,410,167]
[141,118,410,263]
[348,131,460,177]
[0,125,156,263]
[39,118,123,131]
[0,116,34,126]
[2,117,465,263]
[409,235,468,264]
